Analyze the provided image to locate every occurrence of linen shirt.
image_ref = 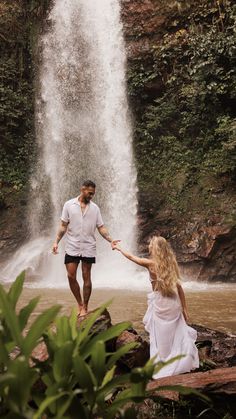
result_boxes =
[61,197,104,257]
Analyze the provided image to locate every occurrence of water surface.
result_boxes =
[15,285,236,335]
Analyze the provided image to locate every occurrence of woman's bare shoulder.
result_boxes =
[148,260,157,272]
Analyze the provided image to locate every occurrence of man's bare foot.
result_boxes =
[78,306,88,317]
[78,304,84,316]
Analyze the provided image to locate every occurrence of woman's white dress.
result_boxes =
[143,290,199,379]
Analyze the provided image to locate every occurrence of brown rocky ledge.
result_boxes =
[31,309,236,371]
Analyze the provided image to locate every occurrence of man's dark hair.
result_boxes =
[82,180,96,188]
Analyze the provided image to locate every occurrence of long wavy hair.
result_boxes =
[149,236,180,297]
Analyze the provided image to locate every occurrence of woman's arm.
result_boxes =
[177,282,189,323]
[114,244,151,268]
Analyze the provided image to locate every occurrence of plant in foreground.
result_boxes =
[0,273,208,419]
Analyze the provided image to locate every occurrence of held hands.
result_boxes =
[111,241,121,251]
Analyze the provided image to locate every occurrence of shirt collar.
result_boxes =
[72,196,91,206]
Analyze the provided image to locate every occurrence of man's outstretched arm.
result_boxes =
[52,220,68,254]
[97,225,120,249]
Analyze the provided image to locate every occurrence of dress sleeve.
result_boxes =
[61,202,69,223]
[96,208,104,227]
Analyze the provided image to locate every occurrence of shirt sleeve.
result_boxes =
[96,208,104,227]
[61,202,69,223]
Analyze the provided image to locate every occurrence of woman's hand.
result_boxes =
[113,242,121,251]
[111,240,121,250]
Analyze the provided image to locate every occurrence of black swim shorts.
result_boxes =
[64,254,96,264]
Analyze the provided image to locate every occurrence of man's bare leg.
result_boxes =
[81,261,92,316]
[66,262,83,314]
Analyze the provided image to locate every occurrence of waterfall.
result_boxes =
[1,0,148,289]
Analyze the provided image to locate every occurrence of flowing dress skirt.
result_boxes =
[143,291,199,379]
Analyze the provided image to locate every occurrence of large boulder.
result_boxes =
[194,324,236,368]
[116,328,149,369]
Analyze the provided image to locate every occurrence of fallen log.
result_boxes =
[147,366,236,400]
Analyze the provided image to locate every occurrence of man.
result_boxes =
[52,180,119,316]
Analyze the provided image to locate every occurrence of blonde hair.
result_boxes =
[149,236,180,297]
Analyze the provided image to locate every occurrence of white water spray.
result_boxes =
[1,0,144,289]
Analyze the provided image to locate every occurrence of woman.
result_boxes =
[114,236,199,378]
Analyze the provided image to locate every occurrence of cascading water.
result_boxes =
[1,0,148,289]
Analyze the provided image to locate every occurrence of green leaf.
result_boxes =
[154,355,184,375]
[105,393,139,417]
[77,301,113,345]
[7,356,37,411]
[8,271,25,309]
[69,307,78,340]
[33,392,69,419]
[96,373,131,404]
[55,316,72,344]
[55,394,75,419]
[81,322,131,358]
[196,408,213,418]
[140,357,155,380]
[72,355,96,403]
[23,305,61,356]
[18,296,40,331]
[101,366,116,387]
[130,381,146,398]
[42,373,53,388]
[0,372,15,386]
[53,341,74,382]
[66,392,89,419]
[0,284,23,348]
[130,367,147,384]
[107,342,139,369]
[91,340,106,384]
[0,336,10,363]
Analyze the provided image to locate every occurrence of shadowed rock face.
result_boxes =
[116,328,150,368]
[136,203,236,282]
[193,324,236,368]
[174,224,236,282]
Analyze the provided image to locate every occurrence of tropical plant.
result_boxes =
[0,273,208,419]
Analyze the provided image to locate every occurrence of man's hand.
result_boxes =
[111,240,121,250]
[52,242,59,254]
[52,221,68,254]
[112,242,121,251]
[97,226,120,248]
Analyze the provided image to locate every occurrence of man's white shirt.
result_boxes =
[61,197,104,257]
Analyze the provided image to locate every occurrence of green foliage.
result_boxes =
[128,0,236,214]
[0,56,35,186]
[0,0,51,193]
[0,274,210,418]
